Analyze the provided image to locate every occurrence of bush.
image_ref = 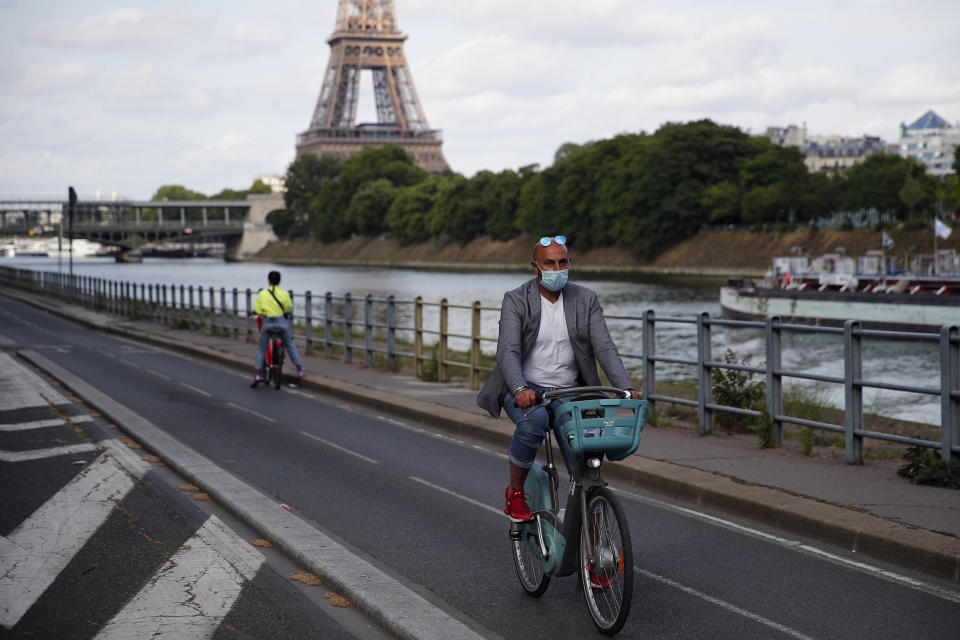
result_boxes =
[897,445,960,488]
[712,349,765,431]
[751,405,774,449]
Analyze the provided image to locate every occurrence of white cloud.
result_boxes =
[28,7,197,49]
[214,24,292,57]
[864,63,960,106]
[17,61,97,93]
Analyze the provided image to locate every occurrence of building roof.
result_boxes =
[906,110,950,130]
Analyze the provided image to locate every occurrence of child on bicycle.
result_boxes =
[476,236,639,522]
[251,270,305,386]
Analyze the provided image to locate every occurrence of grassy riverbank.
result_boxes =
[255,227,958,275]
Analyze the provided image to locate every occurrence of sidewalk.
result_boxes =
[4,285,959,583]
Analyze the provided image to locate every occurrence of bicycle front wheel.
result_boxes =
[580,487,633,635]
[511,524,550,597]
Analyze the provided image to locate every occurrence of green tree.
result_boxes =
[482,168,528,241]
[899,173,934,217]
[386,178,441,245]
[741,184,784,223]
[284,154,342,214]
[701,181,741,224]
[266,208,299,238]
[151,185,206,201]
[345,178,397,236]
[840,154,933,216]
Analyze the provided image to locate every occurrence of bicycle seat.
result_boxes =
[266,327,284,336]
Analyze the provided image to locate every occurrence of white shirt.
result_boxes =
[522,292,578,388]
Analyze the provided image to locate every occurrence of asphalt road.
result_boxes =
[2,295,959,639]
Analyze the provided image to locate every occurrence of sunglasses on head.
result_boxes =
[537,235,566,247]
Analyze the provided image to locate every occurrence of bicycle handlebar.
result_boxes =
[535,386,632,402]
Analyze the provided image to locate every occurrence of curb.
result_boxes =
[4,286,960,583]
[17,349,489,640]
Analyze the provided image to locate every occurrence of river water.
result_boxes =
[3,256,943,425]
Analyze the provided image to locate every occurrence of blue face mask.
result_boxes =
[537,265,568,292]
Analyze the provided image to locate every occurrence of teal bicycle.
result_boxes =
[509,386,648,635]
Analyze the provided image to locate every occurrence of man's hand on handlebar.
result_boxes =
[515,388,537,408]
[628,389,640,400]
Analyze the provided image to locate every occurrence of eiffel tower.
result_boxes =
[295,0,449,173]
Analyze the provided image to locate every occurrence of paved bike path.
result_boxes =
[3,285,959,586]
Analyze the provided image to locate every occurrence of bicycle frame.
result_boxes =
[511,403,613,578]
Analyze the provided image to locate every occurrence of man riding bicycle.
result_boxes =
[251,270,305,386]
[477,236,639,522]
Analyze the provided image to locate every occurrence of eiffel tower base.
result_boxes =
[296,128,449,174]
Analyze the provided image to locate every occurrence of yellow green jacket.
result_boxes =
[254,286,293,318]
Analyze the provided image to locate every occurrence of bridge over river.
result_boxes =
[0,193,282,261]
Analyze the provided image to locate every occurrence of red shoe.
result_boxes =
[504,486,533,522]
[590,570,612,590]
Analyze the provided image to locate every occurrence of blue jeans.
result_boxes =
[503,383,574,475]
[255,316,302,369]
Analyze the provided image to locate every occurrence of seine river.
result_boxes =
[4,256,942,425]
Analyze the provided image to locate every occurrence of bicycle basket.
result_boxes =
[555,399,648,462]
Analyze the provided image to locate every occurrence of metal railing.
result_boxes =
[1,264,956,465]
[625,311,959,466]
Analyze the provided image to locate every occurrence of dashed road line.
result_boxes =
[613,487,960,605]
[637,567,817,640]
[227,402,277,423]
[146,369,171,381]
[409,476,501,516]
[300,431,380,464]
[179,382,212,397]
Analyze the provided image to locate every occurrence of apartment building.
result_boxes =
[897,110,959,179]
[766,125,886,172]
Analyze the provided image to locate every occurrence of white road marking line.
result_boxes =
[146,369,171,381]
[0,443,100,462]
[178,382,211,397]
[0,415,93,432]
[119,359,139,368]
[0,445,145,627]
[103,352,116,358]
[613,487,960,605]
[409,476,502,517]
[376,414,511,459]
[300,431,379,464]
[227,402,277,423]
[409,475,878,637]
[636,567,817,640]
[94,515,264,640]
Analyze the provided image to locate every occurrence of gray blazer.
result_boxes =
[477,278,635,417]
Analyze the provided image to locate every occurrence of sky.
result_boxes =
[1,0,958,200]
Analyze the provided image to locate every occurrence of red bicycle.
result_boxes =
[255,315,285,389]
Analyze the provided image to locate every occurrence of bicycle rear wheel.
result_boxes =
[511,523,550,597]
[272,348,283,389]
[580,486,633,635]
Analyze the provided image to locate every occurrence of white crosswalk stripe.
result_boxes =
[95,515,265,639]
[0,442,99,462]
[0,440,148,628]
[0,415,94,432]
[0,356,266,637]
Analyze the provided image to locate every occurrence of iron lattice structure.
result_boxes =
[296,0,448,173]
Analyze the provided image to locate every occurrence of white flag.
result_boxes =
[935,218,953,240]
[882,232,895,249]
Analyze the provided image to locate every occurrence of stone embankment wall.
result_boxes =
[255,228,959,276]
